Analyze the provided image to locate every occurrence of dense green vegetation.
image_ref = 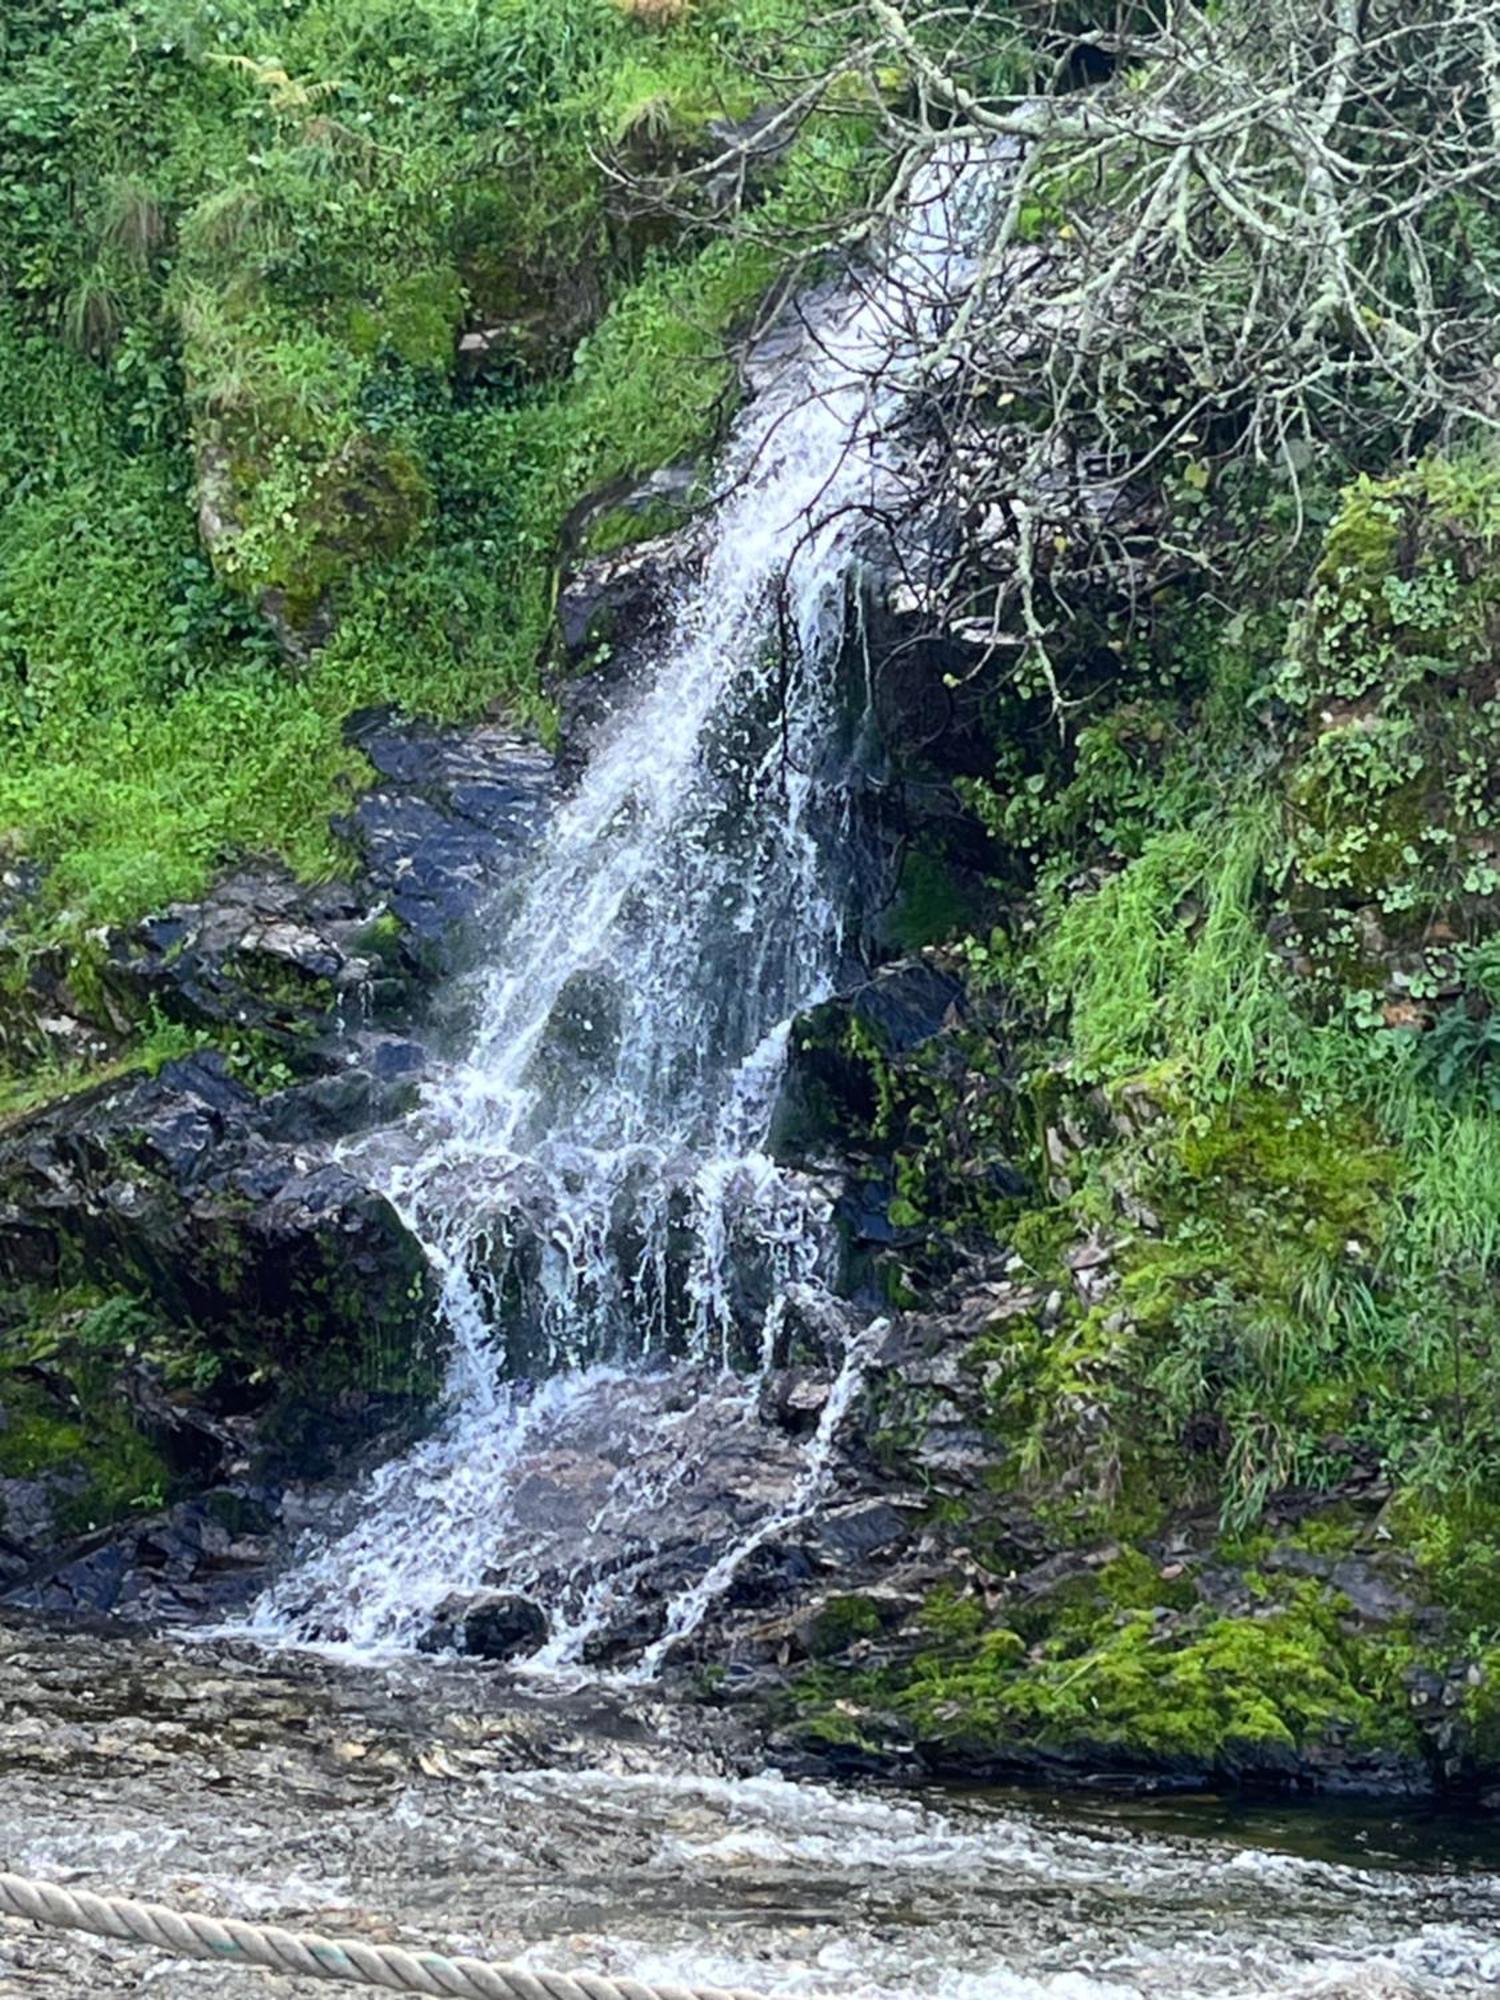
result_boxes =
[952,457,1500,1525]
[815,447,1500,1779]
[0,0,865,945]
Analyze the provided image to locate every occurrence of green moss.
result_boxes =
[1464,1650,1500,1766]
[887,849,975,951]
[353,908,405,969]
[216,433,434,636]
[988,1612,1371,1761]
[1285,721,1429,900]
[802,1561,1420,1775]
[806,1593,886,1657]
[1282,1512,1361,1557]
[919,1582,989,1642]
[1301,460,1500,705]
[580,492,694,557]
[0,1390,88,1482]
[1389,1493,1500,1647]
[1169,1090,1391,1270]
[1273,458,1500,955]
[0,1005,216,1126]
[348,267,465,371]
[0,1296,173,1536]
[793,1704,882,1752]
[1004,1091,1397,1524]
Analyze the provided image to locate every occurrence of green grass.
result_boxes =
[937,456,1500,1535]
[0,0,868,954]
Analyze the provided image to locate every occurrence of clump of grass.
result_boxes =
[613,0,695,27]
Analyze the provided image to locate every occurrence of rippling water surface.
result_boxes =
[2,1622,1497,1999]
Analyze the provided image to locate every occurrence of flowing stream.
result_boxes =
[3,1621,1499,1999]
[244,147,1000,1663]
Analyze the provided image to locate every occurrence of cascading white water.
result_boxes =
[246,146,1005,1663]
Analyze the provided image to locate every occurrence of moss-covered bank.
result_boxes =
[767,457,1500,1797]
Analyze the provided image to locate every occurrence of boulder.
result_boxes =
[419,1590,548,1662]
[0,1052,440,1468]
[850,961,967,1053]
[773,958,968,1167]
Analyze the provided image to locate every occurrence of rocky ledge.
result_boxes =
[0,709,552,1612]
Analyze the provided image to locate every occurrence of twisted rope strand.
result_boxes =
[0,1872,779,2000]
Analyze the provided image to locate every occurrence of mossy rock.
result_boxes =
[1275,456,1500,963]
[0,1295,174,1542]
[0,1065,444,1477]
[265,435,433,639]
[203,428,432,653]
[347,266,465,372]
[795,1553,1435,1789]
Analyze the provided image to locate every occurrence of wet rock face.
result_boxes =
[553,533,702,776]
[0,1050,439,1447]
[341,708,553,972]
[0,709,559,1602]
[772,955,1020,1291]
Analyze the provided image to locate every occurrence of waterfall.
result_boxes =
[244,146,1003,1665]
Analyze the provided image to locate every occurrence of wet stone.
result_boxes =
[759,1367,832,1435]
[418,1590,549,1662]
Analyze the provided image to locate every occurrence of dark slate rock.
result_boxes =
[803,1499,920,1569]
[14,1540,133,1617]
[366,1036,427,1080]
[337,719,550,967]
[0,1063,438,1470]
[555,532,688,661]
[851,962,966,1052]
[3,1483,286,1623]
[551,535,706,776]
[344,711,552,831]
[418,1589,549,1662]
[346,801,499,953]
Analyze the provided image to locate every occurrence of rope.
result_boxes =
[0,1871,780,2000]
